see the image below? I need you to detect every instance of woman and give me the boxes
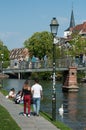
[21,80,31,117]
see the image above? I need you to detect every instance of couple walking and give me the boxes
[21,78,43,117]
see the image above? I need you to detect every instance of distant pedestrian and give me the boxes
[21,80,31,117]
[31,78,43,116]
[79,53,83,64]
[83,53,86,66]
[44,55,48,68]
[31,55,36,68]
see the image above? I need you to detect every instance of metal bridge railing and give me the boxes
[1,57,86,71]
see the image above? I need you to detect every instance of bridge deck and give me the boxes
[3,66,86,74]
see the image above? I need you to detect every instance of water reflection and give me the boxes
[60,85,86,130]
[63,92,78,120]
[62,92,79,130]
[2,79,86,130]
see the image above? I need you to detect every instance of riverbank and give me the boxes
[0,92,61,130]
[0,73,9,79]
[0,89,72,130]
[2,78,86,130]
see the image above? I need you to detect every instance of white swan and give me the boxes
[59,104,64,118]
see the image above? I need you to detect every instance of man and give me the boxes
[31,78,43,116]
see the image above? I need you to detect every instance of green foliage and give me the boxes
[77,71,85,82]
[0,89,8,96]
[0,40,10,61]
[40,111,72,130]
[0,40,10,68]
[0,105,21,130]
[38,72,52,80]
[69,33,86,56]
[30,72,52,80]
[29,72,38,79]
[24,31,53,59]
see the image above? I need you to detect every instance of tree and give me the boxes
[0,40,10,61]
[68,33,86,56]
[0,40,10,68]
[24,31,53,59]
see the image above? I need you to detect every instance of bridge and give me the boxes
[2,57,86,74]
[1,58,86,92]
[2,65,86,74]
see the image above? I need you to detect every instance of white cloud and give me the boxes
[58,16,69,25]
[0,32,20,40]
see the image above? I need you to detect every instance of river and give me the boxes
[2,79,86,130]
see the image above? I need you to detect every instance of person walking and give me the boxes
[21,80,31,117]
[31,78,43,116]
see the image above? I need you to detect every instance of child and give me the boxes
[6,88,16,99]
[15,90,23,104]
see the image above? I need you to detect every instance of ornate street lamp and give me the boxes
[1,53,4,73]
[50,17,59,120]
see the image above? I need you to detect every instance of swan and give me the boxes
[59,104,64,118]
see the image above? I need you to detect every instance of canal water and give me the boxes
[2,79,86,130]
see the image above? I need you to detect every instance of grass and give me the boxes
[0,89,21,130]
[0,105,21,130]
[0,88,8,96]
[40,111,72,130]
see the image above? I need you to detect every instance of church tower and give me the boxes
[64,8,75,38]
[69,9,75,28]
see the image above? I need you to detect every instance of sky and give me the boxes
[0,0,86,50]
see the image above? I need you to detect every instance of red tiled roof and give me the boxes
[10,48,29,60]
[72,22,86,33]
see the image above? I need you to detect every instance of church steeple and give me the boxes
[65,7,75,31]
[64,7,75,38]
[69,9,75,28]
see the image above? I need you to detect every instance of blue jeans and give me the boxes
[33,98,40,115]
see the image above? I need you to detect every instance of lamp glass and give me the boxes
[50,17,59,36]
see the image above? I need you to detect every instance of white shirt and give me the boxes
[31,83,42,98]
[9,91,16,97]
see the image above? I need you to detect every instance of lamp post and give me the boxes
[50,17,59,120]
[1,53,4,73]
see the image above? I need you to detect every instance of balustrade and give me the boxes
[0,57,86,72]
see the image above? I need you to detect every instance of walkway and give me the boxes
[0,92,60,130]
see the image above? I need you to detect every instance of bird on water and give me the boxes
[59,104,64,118]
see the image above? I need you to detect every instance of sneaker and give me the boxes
[28,114,30,117]
[36,114,39,116]
[23,113,26,117]
[33,112,36,116]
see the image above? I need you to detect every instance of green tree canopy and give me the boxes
[0,40,10,61]
[68,33,86,56]
[24,31,53,59]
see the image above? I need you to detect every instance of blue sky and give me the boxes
[0,0,86,50]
